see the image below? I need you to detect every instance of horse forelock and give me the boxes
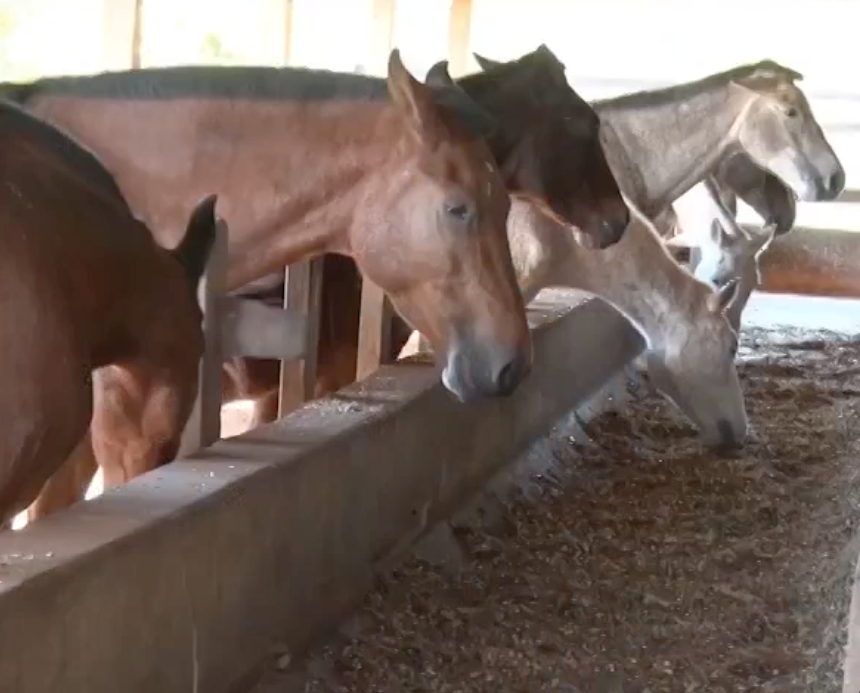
[733,59,804,84]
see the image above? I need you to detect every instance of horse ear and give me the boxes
[708,219,733,248]
[707,278,739,314]
[387,49,442,145]
[172,194,219,289]
[425,60,455,88]
[535,43,561,64]
[473,52,503,71]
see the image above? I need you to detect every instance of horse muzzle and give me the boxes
[441,340,531,402]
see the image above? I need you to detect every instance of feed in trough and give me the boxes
[278,327,860,693]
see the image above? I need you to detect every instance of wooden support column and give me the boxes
[273,0,326,417]
[447,0,474,77]
[356,0,398,380]
[179,218,229,456]
[101,0,142,70]
[278,259,324,415]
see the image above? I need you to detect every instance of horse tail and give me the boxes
[172,194,219,290]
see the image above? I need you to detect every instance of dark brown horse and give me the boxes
[10,50,537,522]
[0,99,216,526]
[223,45,633,425]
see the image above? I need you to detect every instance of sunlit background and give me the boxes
[1,0,858,526]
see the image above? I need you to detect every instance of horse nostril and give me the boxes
[711,418,745,455]
[829,170,846,197]
[598,219,627,249]
[493,359,520,397]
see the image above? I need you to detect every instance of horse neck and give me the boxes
[219,106,409,289]
[529,210,706,350]
[597,82,748,214]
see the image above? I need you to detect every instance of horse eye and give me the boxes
[446,203,472,222]
[785,106,799,118]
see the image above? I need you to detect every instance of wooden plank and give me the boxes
[218,297,307,360]
[447,0,474,77]
[278,259,324,415]
[356,280,395,380]
[178,217,229,456]
[101,0,142,70]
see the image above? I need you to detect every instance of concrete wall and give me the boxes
[0,289,642,693]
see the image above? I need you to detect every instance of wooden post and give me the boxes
[278,259,324,415]
[101,0,142,70]
[283,0,295,63]
[355,0,398,380]
[178,217,229,456]
[447,0,473,77]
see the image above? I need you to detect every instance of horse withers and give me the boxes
[0,100,216,525]
[4,50,531,405]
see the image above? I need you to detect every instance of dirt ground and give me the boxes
[257,326,860,693]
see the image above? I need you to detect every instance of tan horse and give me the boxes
[585,60,844,217]
[0,100,217,526]
[3,50,531,405]
[577,60,838,332]
[407,196,746,449]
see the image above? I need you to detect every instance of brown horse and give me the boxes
[0,99,216,526]
[11,50,536,523]
[222,45,633,425]
[3,50,531,405]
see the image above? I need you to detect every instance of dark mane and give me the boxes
[0,64,496,139]
[0,98,126,202]
[595,60,803,110]
[1,64,391,104]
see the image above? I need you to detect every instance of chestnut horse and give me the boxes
[2,50,531,404]
[223,45,633,426]
[0,99,216,526]
[9,50,536,523]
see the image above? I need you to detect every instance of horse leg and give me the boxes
[0,381,93,527]
[92,363,195,490]
[26,430,98,523]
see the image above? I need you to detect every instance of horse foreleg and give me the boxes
[26,430,98,523]
[92,364,192,490]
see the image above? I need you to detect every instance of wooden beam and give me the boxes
[178,217,229,456]
[356,280,395,380]
[447,0,474,77]
[101,0,142,70]
[278,259,324,415]
[283,0,295,62]
[219,297,307,361]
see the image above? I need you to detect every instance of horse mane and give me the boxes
[0,98,127,203]
[594,59,804,110]
[0,64,497,140]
